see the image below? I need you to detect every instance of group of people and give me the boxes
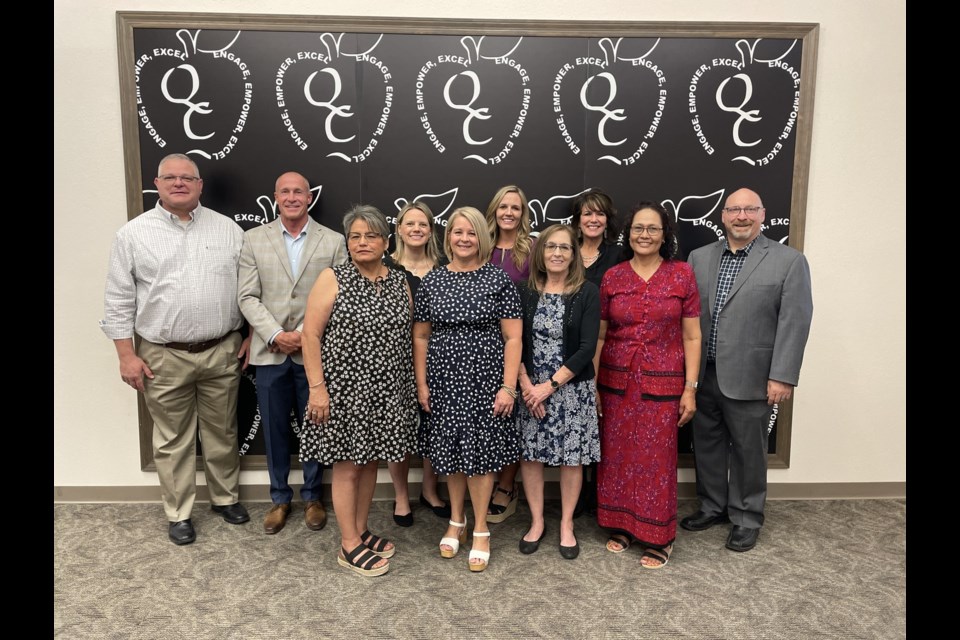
[102,152,813,577]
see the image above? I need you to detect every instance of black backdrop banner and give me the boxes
[118,13,818,471]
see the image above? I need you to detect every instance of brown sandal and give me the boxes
[605,533,632,554]
[640,544,673,569]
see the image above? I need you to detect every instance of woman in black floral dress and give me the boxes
[514,224,601,560]
[300,205,417,577]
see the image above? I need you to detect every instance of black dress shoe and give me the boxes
[168,519,196,545]
[393,502,414,527]
[211,502,250,524]
[680,510,730,531]
[726,525,759,552]
[519,527,547,555]
[419,494,451,519]
[559,539,580,560]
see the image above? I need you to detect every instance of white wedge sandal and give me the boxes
[439,520,467,559]
[469,530,491,572]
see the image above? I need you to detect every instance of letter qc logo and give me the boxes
[416,36,531,165]
[687,39,803,166]
[134,29,253,161]
[552,38,667,166]
[275,33,394,163]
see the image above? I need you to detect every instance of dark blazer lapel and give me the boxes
[726,234,770,302]
[706,241,724,318]
[266,220,295,283]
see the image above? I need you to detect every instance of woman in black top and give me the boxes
[515,224,601,559]
[570,189,625,516]
[382,202,451,526]
[572,189,626,289]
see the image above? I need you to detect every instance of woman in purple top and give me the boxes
[484,185,536,522]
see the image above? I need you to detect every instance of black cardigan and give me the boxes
[517,281,601,384]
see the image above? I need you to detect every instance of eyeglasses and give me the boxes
[158,174,200,184]
[544,243,574,254]
[347,232,383,242]
[722,205,764,215]
[629,225,663,236]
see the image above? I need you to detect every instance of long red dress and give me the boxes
[596,259,700,547]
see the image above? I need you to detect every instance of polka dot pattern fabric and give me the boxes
[414,263,522,476]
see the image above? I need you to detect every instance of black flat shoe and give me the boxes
[559,539,580,560]
[393,502,414,527]
[419,494,451,518]
[519,526,547,555]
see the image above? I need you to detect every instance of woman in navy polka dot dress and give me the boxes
[413,206,523,572]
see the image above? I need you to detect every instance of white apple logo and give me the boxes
[416,36,531,165]
[552,38,668,166]
[687,39,802,166]
[133,28,252,161]
[275,32,394,163]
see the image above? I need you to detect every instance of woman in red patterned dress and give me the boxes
[594,201,701,569]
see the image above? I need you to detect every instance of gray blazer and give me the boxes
[238,219,347,366]
[688,233,813,401]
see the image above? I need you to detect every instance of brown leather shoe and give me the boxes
[263,503,291,534]
[304,500,327,531]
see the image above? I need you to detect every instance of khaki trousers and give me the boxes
[140,332,242,521]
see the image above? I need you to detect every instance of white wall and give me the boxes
[54,0,906,490]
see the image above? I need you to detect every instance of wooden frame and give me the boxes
[117,12,819,471]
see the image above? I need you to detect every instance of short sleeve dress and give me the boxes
[299,263,417,465]
[595,259,700,547]
[414,262,522,476]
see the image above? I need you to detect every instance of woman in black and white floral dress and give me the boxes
[515,224,601,560]
[413,206,522,573]
[300,205,417,577]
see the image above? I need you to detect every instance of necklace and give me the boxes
[406,261,432,277]
[582,252,600,266]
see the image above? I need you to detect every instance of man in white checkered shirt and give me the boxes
[101,153,253,545]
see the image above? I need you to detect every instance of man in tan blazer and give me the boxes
[238,172,347,534]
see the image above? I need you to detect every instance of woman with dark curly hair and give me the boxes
[595,201,701,569]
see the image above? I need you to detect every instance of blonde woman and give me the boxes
[383,202,451,525]
[413,206,522,572]
[484,185,536,522]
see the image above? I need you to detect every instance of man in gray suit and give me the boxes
[238,171,347,534]
[682,188,813,552]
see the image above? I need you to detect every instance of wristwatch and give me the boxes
[550,377,560,390]
[685,380,699,389]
